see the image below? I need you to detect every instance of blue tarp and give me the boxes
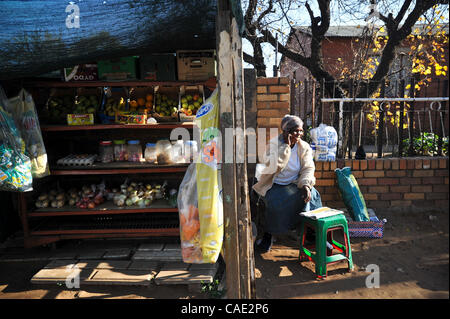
[0,0,244,80]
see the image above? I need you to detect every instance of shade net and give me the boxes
[0,0,243,81]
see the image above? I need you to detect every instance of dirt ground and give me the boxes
[0,209,448,300]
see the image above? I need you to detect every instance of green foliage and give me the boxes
[401,132,448,156]
[200,279,224,299]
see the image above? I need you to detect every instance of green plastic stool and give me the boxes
[299,214,354,279]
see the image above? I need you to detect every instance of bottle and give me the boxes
[184,140,198,163]
[144,143,157,163]
[127,140,142,162]
[155,140,173,165]
[99,141,114,163]
[172,140,185,163]
[113,139,128,161]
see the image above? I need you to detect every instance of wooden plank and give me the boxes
[85,269,153,286]
[132,250,182,261]
[216,0,255,299]
[103,249,132,260]
[137,243,165,251]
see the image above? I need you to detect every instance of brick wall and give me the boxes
[254,76,449,212]
[256,77,291,142]
[314,157,449,213]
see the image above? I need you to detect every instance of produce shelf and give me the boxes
[24,80,205,88]
[49,162,189,175]
[29,212,179,236]
[41,122,195,131]
[29,199,178,217]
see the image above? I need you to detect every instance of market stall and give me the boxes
[1,0,253,298]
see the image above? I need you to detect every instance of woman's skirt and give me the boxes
[262,183,322,234]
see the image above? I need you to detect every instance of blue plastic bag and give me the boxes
[335,167,369,221]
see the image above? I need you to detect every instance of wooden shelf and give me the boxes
[41,122,195,132]
[24,80,207,88]
[29,199,178,217]
[50,163,189,175]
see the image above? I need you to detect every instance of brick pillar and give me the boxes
[256,77,290,146]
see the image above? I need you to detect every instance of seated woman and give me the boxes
[253,115,322,252]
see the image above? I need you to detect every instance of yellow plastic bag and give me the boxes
[177,89,223,263]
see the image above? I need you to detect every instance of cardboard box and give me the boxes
[178,85,205,122]
[98,56,138,81]
[177,50,216,81]
[140,54,177,81]
[63,64,98,81]
[67,114,94,125]
[115,111,147,125]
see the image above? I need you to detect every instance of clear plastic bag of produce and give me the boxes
[177,89,223,263]
[310,123,338,161]
[0,86,33,192]
[7,89,50,178]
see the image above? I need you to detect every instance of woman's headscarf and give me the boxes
[280,115,303,132]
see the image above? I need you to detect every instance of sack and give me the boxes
[177,89,223,263]
[310,124,338,162]
[0,86,33,192]
[335,167,369,221]
[8,89,50,178]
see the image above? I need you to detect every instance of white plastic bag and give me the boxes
[7,89,49,178]
[310,123,338,162]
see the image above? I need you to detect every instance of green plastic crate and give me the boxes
[98,56,138,81]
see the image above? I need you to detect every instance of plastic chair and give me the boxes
[299,214,353,279]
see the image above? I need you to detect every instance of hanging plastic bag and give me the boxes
[8,89,50,178]
[0,86,33,192]
[177,88,223,263]
[310,123,338,161]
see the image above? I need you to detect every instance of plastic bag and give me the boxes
[177,89,223,263]
[310,123,338,161]
[335,167,369,221]
[0,86,33,192]
[7,89,50,178]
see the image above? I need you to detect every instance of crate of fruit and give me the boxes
[44,88,77,124]
[100,87,128,124]
[151,86,179,122]
[178,85,205,122]
[66,87,102,125]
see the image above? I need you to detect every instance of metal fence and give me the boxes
[290,78,449,159]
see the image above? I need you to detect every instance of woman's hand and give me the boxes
[300,186,312,203]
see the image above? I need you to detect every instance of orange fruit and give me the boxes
[137,98,146,107]
[129,100,138,108]
[146,94,153,102]
[145,101,152,109]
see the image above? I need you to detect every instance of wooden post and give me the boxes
[216,0,255,299]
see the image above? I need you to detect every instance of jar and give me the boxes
[113,139,128,161]
[155,139,173,164]
[184,140,198,163]
[172,140,185,163]
[127,140,142,162]
[99,141,114,163]
[144,143,157,163]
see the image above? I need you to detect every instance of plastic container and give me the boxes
[113,139,128,161]
[172,140,185,163]
[144,143,157,163]
[184,140,198,163]
[155,139,173,164]
[99,141,114,163]
[127,140,142,162]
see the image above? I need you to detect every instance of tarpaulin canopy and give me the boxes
[0,0,244,80]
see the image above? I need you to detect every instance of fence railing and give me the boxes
[290,78,449,159]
